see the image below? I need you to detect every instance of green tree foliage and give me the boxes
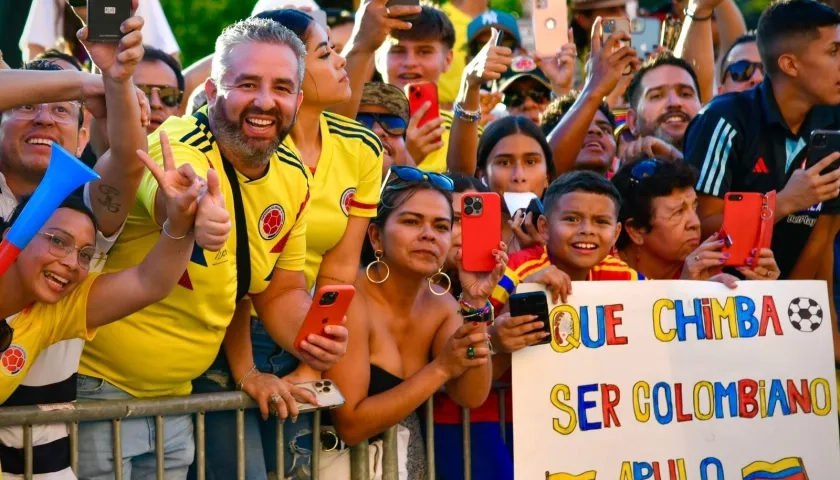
[159,0,254,67]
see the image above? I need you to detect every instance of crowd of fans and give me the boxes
[0,0,839,478]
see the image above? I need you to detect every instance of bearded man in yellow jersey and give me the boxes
[75,18,349,479]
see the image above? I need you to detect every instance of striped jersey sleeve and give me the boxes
[684,104,742,198]
[490,245,550,311]
[588,255,645,281]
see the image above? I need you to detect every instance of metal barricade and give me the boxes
[0,383,512,480]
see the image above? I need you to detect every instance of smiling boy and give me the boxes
[491,171,643,309]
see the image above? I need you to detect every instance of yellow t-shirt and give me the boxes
[285,112,383,289]
[79,107,310,398]
[0,275,98,403]
[438,2,471,106]
[416,110,483,173]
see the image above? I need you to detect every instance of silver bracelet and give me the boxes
[162,220,192,240]
[236,364,259,390]
[453,102,481,123]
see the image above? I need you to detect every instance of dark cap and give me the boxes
[493,56,551,93]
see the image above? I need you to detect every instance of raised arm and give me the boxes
[446,29,512,175]
[83,10,149,237]
[85,141,207,328]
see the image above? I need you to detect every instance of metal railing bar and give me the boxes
[196,412,206,480]
[236,409,245,480]
[113,419,123,480]
[425,397,435,479]
[312,410,321,480]
[155,415,165,480]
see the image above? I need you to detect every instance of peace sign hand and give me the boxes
[136,131,204,238]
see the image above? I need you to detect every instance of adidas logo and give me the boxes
[752,158,769,174]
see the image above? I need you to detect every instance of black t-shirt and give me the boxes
[684,77,840,278]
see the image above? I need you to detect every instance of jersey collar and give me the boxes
[759,76,837,136]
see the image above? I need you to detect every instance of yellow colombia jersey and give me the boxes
[285,112,383,289]
[416,110,483,173]
[437,2,470,106]
[79,107,310,398]
[0,274,98,403]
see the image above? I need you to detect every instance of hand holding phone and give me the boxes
[532,0,568,59]
[294,380,346,410]
[503,192,538,216]
[508,291,552,346]
[807,129,840,173]
[86,0,132,42]
[294,286,355,352]
[720,192,774,267]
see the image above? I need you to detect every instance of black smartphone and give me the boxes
[86,0,131,42]
[509,291,551,345]
[68,0,88,7]
[386,0,420,21]
[526,197,544,230]
[808,129,840,173]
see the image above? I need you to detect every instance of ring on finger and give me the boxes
[270,394,282,404]
[385,7,391,15]
[693,255,700,262]
[466,346,476,360]
[764,269,772,277]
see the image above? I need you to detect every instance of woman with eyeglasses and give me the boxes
[611,158,780,281]
[323,166,506,479]
[0,144,205,401]
[195,9,385,480]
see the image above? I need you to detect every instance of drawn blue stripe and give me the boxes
[743,467,802,480]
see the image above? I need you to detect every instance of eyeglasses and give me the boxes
[0,322,13,353]
[136,84,184,108]
[502,89,551,108]
[39,231,97,270]
[629,159,661,186]
[380,165,455,197]
[723,60,763,83]
[9,102,81,125]
[356,113,407,137]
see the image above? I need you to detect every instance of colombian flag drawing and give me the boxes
[545,471,597,480]
[742,458,808,480]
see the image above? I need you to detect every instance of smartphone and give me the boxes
[68,0,88,7]
[309,10,328,29]
[532,0,568,59]
[387,0,421,21]
[86,0,131,42]
[503,192,538,216]
[294,380,346,410]
[461,192,502,272]
[808,129,840,173]
[509,291,551,345]
[660,15,683,51]
[631,17,661,58]
[720,192,772,267]
[293,286,355,351]
[406,83,440,137]
[526,197,544,230]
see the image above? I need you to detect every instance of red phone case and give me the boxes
[406,83,440,131]
[720,192,775,267]
[461,192,502,272]
[294,285,356,351]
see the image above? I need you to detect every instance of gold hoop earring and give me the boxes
[366,250,390,284]
[428,267,451,296]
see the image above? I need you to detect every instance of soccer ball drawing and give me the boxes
[787,297,823,332]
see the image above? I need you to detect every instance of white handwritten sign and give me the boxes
[512,280,840,480]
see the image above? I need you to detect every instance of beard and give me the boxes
[639,109,692,151]
[210,97,296,169]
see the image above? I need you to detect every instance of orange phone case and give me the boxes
[294,285,356,351]
[720,192,775,267]
[532,0,568,59]
[461,192,502,272]
[406,83,440,131]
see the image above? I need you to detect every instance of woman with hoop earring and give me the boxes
[323,166,507,478]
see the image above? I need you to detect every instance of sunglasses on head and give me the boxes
[502,89,551,108]
[723,60,763,83]
[629,159,662,186]
[379,165,455,197]
[356,113,407,136]
[136,84,184,108]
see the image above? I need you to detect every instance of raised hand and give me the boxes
[405,101,445,163]
[738,248,781,280]
[135,131,203,237]
[77,0,144,83]
[587,17,641,101]
[457,241,508,305]
[681,232,727,281]
[463,28,513,90]
[621,136,684,164]
[298,320,349,371]
[194,165,231,252]
[434,322,491,380]
[534,30,577,95]
[350,0,420,54]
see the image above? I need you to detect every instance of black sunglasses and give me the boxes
[502,89,551,108]
[0,321,13,353]
[723,60,763,83]
[136,84,184,108]
[380,165,455,197]
[356,113,407,136]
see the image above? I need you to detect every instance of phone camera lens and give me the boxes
[473,200,483,211]
[464,206,474,215]
[464,196,475,206]
[323,386,331,392]
[319,291,338,306]
[315,382,323,388]
[815,134,827,147]
[324,380,332,386]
